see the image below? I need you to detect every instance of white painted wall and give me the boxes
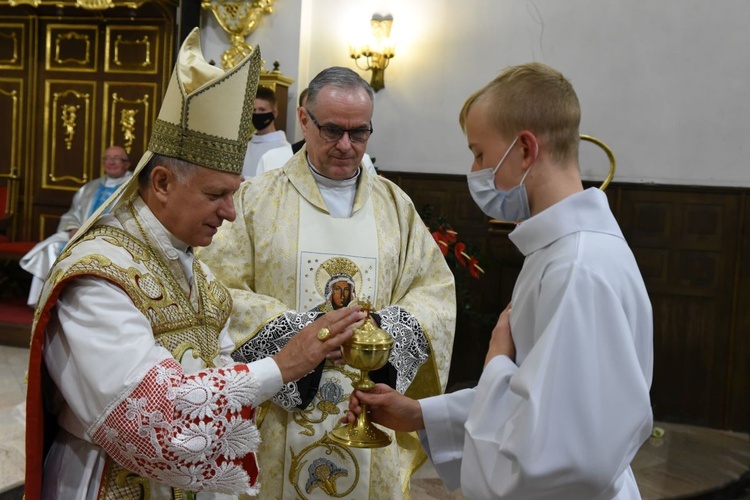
[202,0,750,187]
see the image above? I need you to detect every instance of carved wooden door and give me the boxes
[0,11,32,240]
[0,2,175,241]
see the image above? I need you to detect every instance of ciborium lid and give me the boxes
[348,317,393,349]
[346,302,393,350]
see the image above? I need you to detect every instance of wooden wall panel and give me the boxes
[383,171,750,432]
[38,214,60,241]
[102,82,157,163]
[0,21,24,69]
[43,79,97,189]
[105,25,160,74]
[0,79,22,174]
[618,188,739,429]
[45,24,98,72]
[0,17,32,241]
[728,193,750,431]
[0,3,176,241]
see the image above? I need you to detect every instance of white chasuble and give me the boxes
[197,150,458,500]
[282,194,379,498]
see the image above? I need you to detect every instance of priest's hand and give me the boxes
[342,383,425,432]
[485,302,515,366]
[273,306,366,383]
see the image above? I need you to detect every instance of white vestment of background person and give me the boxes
[241,130,289,178]
[19,172,132,306]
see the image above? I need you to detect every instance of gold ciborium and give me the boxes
[329,308,393,448]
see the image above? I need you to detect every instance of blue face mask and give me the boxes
[466,136,532,222]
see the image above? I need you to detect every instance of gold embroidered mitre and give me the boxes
[69,27,261,246]
[132,25,261,178]
[147,27,261,173]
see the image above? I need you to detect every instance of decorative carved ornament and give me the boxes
[201,0,274,70]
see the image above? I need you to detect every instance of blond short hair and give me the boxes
[459,62,580,162]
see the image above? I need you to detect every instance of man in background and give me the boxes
[198,66,456,499]
[241,84,290,178]
[19,145,132,306]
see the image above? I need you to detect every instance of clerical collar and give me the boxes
[306,156,360,218]
[306,156,360,187]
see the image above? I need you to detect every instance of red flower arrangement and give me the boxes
[430,224,484,279]
[420,205,496,330]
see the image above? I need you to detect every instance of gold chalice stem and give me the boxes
[355,369,374,391]
[329,371,391,448]
[353,401,371,433]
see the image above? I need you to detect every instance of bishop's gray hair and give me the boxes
[138,153,200,188]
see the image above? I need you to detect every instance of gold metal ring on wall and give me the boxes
[580,134,616,191]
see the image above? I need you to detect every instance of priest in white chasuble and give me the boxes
[197,66,457,499]
[19,145,132,306]
[25,30,365,500]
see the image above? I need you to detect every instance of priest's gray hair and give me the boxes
[305,66,375,110]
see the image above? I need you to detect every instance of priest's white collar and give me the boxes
[306,156,360,218]
[306,156,360,186]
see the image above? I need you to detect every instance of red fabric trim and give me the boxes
[24,279,70,500]
[24,272,154,498]
[24,272,260,496]
[0,240,36,254]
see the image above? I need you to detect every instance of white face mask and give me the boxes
[466,136,532,222]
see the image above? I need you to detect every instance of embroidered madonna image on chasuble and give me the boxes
[303,255,376,313]
[277,194,383,498]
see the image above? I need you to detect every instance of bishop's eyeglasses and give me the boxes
[304,108,373,143]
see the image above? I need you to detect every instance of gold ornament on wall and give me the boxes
[75,0,114,9]
[61,104,80,150]
[120,108,138,153]
[8,0,150,9]
[201,0,275,70]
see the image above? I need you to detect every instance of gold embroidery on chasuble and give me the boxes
[51,207,231,500]
[59,223,230,366]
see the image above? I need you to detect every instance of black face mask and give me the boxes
[252,112,275,131]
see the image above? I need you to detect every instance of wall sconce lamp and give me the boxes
[349,14,395,92]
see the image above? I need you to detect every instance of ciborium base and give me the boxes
[329,411,391,448]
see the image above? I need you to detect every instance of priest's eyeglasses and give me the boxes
[102,156,127,162]
[304,108,373,143]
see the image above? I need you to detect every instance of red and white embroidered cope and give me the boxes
[91,358,261,494]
